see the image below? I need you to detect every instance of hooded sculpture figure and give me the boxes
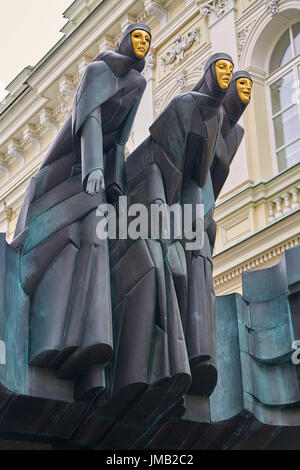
[171,53,234,396]
[211,70,253,199]
[111,52,234,407]
[185,67,253,397]
[11,23,151,401]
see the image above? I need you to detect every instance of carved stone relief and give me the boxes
[196,0,232,18]
[266,0,278,16]
[161,27,200,72]
[237,19,257,62]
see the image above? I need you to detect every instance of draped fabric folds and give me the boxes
[10,41,251,421]
[11,25,149,400]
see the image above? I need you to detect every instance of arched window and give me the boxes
[267,22,300,172]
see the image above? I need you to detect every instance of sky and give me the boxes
[0,0,73,101]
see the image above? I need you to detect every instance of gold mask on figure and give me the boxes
[236,77,253,104]
[131,29,151,58]
[215,60,234,89]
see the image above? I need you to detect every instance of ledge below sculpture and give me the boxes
[0,237,299,449]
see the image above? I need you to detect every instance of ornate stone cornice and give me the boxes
[7,140,24,167]
[39,108,58,136]
[74,56,92,85]
[98,35,114,54]
[0,154,9,181]
[120,14,136,33]
[214,233,300,291]
[23,124,40,153]
[58,75,75,103]
[143,0,167,26]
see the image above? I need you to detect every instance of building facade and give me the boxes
[0,0,299,296]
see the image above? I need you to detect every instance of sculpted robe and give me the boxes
[105,54,234,407]
[11,23,150,400]
[185,69,252,395]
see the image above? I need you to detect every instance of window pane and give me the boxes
[292,22,300,57]
[269,29,293,73]
[273,105,300,149]
[277,138,300,172]
[270,70,295,114]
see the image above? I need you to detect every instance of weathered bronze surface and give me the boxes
[0,36,299,449]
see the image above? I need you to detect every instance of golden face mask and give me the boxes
[236,77,253,104]
[215,60,234,89]
[131,29,151,59]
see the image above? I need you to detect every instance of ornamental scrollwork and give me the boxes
[143,52,156,80]
[266,0,278,16]
[196,0,230,18]
[161,28,200,72]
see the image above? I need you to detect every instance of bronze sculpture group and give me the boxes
[7,23,254,434]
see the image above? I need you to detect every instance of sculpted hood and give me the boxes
[95,23,151,77]
[222,70,252,129]
[193,52,234,99]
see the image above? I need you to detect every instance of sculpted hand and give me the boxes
[86,169,105,195]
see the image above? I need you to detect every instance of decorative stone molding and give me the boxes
[98,35,114,54]
[266,0,278,16]
[23,124,40,153]
[282,192,292,215]
[237,20,257,62]
[221,211,252,246]
[39,108,58,136]
[144,52,156,81]
[120,14,136,33]
[177,70,188,90]
[57,76,75,123]
[0,201,15,234]
[7,140,24,167]
[58,75,75,103]
[161,28,200,72]
[244,65,266,85]
[290,187,300,210]
[196,0,233,19]
[4,205,14,224]
[53,102,70,124]
[60,0,94,36]
[74,56,92,85]
[267,187,299,222]
[267,201,275,222]
[214,234,300,289]
[143,0,167,26]
[273,196,283,219]
[0,154,9,181]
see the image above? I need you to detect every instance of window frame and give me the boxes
[265,21,300,174]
